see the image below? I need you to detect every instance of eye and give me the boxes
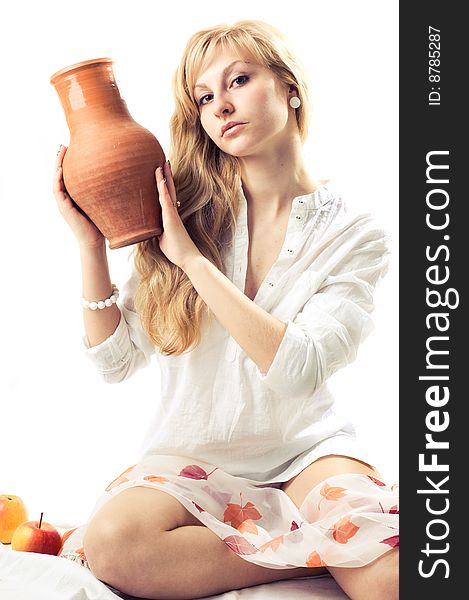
[198,93,212,106]
[232,74,249,86]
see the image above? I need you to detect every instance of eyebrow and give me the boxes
[194,60,251,91]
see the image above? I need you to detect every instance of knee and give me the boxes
[83,517,137,586]
[331,549,399,600]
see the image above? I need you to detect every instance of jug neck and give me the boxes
[52,62,132,131]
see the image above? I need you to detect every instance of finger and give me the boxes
[155,166,177,212]
[53,163,70,200]
[53,163,67,196]
[53,145,72,203]
[53,145,66,184]
[163,160,178,205]
[55,144,67,169]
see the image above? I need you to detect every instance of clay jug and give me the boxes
[50,57,165,249]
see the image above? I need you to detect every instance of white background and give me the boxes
[0,0,398,527]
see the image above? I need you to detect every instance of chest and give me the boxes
[243,214,290,301]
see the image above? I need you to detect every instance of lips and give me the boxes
[221,121,246,137]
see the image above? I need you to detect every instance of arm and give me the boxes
[80,242,121,347]
[54,145,121,347]
[82,270,155,383]
[54,145,153,383]
[183,255,287,374]
[183,222,390,396]
[252,221,392,397]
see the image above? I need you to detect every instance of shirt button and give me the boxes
[295,215,302,220]
[268,282,274,287]
[287,249,294,254]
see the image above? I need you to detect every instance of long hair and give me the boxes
[133,20,312,355]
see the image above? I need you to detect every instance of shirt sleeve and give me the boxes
[255,216,391,397]
[82,270,155,383]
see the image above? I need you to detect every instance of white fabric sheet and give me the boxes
[0,542,348,600]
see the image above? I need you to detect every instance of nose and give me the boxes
[213,94,234,118]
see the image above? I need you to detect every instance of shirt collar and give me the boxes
[238,177,334,211]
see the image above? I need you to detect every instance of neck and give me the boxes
[238,134,320,219]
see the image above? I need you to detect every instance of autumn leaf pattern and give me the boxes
[105,464,137,491]
[306,550,326,568]
[143,475,169,484]
[288,520,304,543]
[368,476,386,487]
[379,501,400,515]
[238,519,259,534]
[223,535,258,555]
[192,501,205,513]
[223,493,262,529]
[380,535,400,548]
[332,516,360,544]
[179,464,218,480]
[259,535,284,553]
[317,482,347,510]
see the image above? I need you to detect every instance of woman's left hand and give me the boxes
[155,161,202,272]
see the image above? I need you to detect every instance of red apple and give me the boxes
[0,494,28,544]
[11,512,62,555]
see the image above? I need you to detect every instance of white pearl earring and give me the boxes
[289,96,301,109]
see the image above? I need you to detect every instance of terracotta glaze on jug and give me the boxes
[50,58,165,249]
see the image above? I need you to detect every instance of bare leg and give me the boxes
[84,486,325,599]
[328,548,399,600]
[281,454,399,600]
[101,524,325,599]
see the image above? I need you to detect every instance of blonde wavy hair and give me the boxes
[133,19,312,355]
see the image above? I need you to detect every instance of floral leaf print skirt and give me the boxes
[59,455,399,571]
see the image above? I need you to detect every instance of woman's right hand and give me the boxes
[53,145,105,249]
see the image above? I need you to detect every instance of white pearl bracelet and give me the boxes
[81,284,119,310]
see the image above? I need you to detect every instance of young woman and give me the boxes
[53,19,399,600]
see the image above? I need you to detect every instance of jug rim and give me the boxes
[50,57,114,85]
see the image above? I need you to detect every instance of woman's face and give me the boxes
[193,50,294,157]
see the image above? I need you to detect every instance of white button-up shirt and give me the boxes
[84,182,391,484]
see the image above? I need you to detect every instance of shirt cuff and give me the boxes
[255,320,314,392]
[82,312,132,372]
